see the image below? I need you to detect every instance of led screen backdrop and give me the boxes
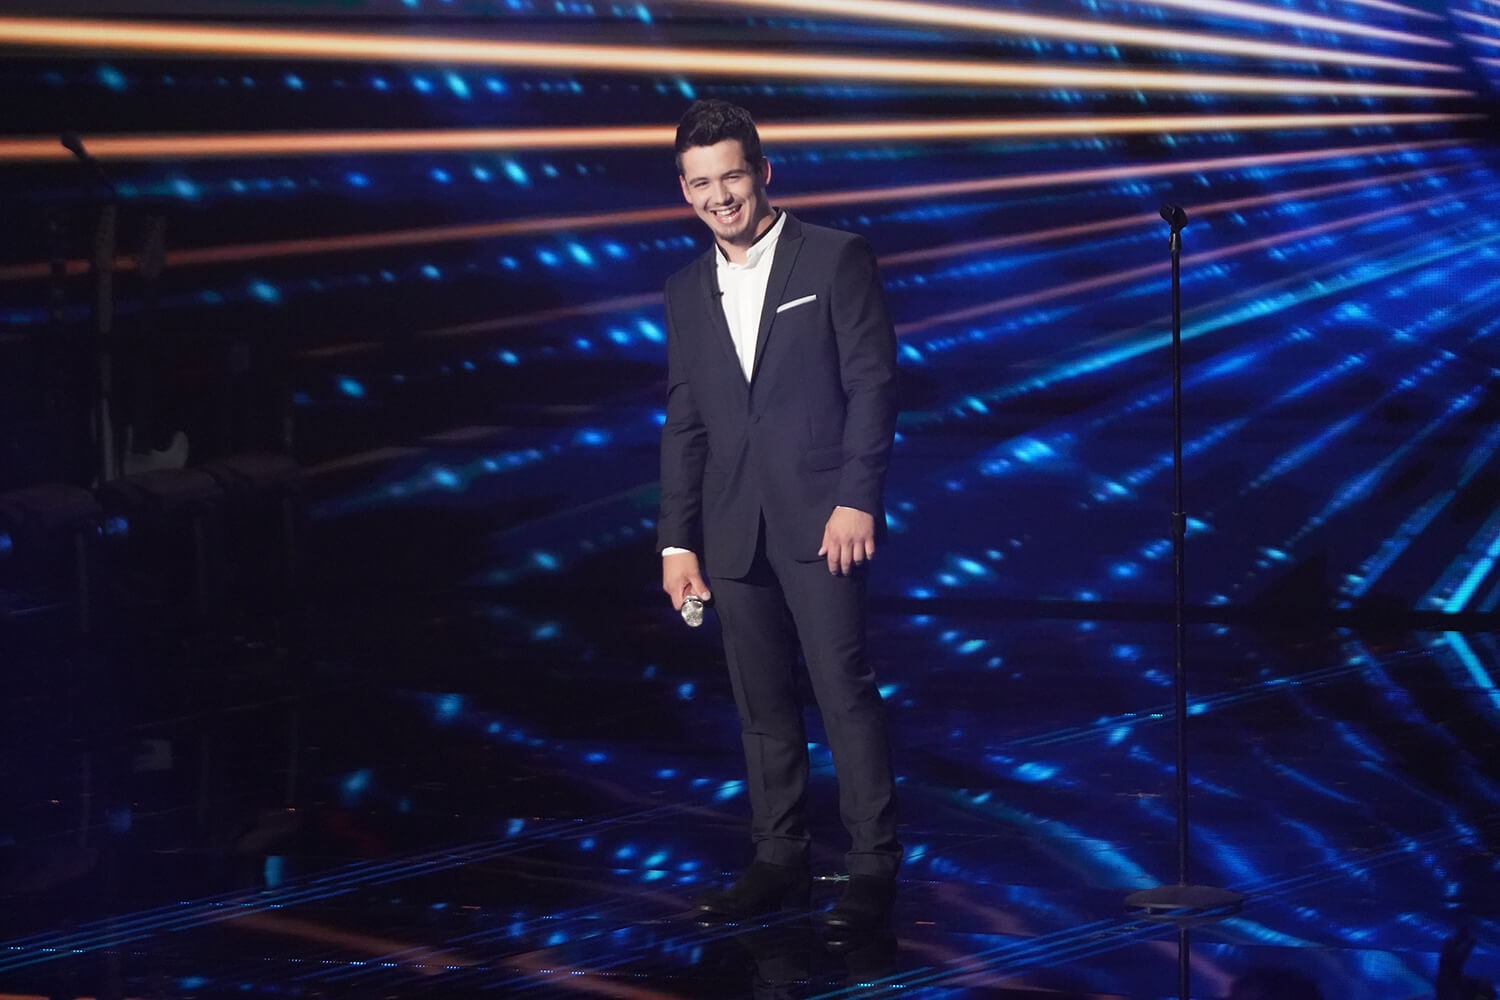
[2,0,1500,618]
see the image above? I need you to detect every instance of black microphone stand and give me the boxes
[1124,204,1244,999]
[62,132,121,486]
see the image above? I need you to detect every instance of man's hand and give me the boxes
[662,550,711,610]
[819,506,876,576]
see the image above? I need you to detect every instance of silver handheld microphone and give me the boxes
[681,594,705,628]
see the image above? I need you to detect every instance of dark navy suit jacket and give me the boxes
[657,212,898,580]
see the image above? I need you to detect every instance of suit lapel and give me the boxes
[750,213,803,385]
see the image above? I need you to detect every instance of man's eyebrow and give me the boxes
[687,169,746,184]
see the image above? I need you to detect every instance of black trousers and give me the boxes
[709,520,901,878]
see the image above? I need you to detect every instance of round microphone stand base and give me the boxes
[1125,884,1245,925]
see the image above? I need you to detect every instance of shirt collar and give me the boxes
[717,209,786,270]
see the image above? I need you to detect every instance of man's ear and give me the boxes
[679,175,692,204]
[759,157,773,187]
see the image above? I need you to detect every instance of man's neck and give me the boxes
[716,209,779,265]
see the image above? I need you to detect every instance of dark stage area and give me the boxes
[4,528,1500,998]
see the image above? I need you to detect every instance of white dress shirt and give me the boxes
[716,209,788,381]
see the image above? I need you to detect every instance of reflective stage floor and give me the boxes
[4,553,1500,998]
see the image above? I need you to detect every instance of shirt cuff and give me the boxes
[661,546,695,557]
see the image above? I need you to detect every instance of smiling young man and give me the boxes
[657,99,902,932]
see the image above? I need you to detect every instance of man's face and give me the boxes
[678,139,774,258]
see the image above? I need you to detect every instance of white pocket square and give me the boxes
[776,294,817,314]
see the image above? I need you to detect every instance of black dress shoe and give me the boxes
[823,875,896,932]
[695,861,812,919]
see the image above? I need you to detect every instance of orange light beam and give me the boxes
[225,912,474,975]
[878,162,1467,267]
[1141,0,1446,33]
[0,138,1464,284]
[0,18,1471,97]
[894,187,1483,335]
[675,0,1456,66]
[774,138,1461,212]
[0,113,1481,162]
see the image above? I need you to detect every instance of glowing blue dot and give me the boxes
[574,337,592,351]
[585,751,608,763]
[537,249,560,267]
[1110,562,1140,579]
[878,683,898,699]
[445,72,471,98]
[1011,438,1055,463]
[656,768,678,779]
[473,166,492,181]
[507,817,525,836]
[178,977,210,990]
[340,769,372,804]
[498,350,519,365]
[575,428,609,446]
[284,73,304,90]
[532,623,558,640]
[504,159,530,185]
[677,682,695,700]
[486,77,506,93]
[580,837,596,850]
[412,75,433,93]
[533,551,559,570]
[1188,702,1207,716]
[431,467,460,488]
[337,377,365,398]
[435,693,463,720]
[371,76,389,91]
[615,844,636,859]
[98,65,127,91]
[430,168,451,184]
[609,328,631,344]
[568,242,596,266]
[249,281,282,304]
[421,264,442,279]
[1013,762,1058,783]
[715,780,744,801]
[652,411,667,426]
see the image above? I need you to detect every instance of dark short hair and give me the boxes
[674,99,764,175]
